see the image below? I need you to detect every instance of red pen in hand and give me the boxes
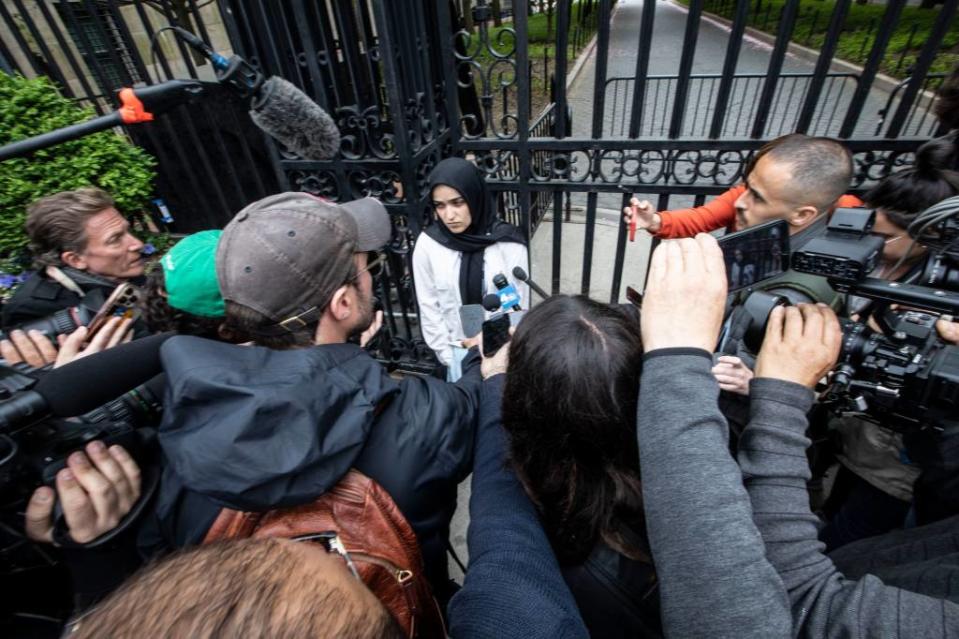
[629,202,638,242]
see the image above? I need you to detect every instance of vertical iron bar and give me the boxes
[437,0,462,152]
[628,0,656,138]
[290,1,329,108]
[668,0,703,138]
[709,0,748,138]
[796,0,850,133]
[372,1,416,237]
[885,0,957,138]
[31,0,100,111]
[0,2,46,77]
[515,2,531,243]
[839,0,906,138]
[750,0,799,138]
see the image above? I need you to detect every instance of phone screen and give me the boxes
[717,219,790,293]
[482,314,511,356]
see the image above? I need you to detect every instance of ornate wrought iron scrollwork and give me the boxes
[450,0,520,140]
[337,105,398,161]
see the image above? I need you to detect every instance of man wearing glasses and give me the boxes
[146,193,485,608]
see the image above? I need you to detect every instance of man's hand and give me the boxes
[622,197,662,234]
[54,316,133,368]
[712,355,754,396]
[0,329,59,368]
[640,235,728,352]
[937,317,959,345]
[754,304,841,389]
[359,310,384,348]
[462,333,481,350]
[25,442,141,545]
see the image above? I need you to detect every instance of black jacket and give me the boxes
[140,336,482,592]
[1,271,105,329]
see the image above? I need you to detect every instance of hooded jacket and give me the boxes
[141,336,481,591]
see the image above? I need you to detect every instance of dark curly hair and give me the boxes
[501,295,646,565]
[142,265,225,339]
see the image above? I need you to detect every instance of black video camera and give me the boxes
[0,360,163,575]
[742,205,959,432]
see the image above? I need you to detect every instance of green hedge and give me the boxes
[0,73,156,266]
[695,0,958,79]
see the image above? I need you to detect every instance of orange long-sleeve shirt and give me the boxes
[655,185,864,238]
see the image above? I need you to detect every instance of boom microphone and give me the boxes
[512,266,550,300]
[0,333,172,427]
[250,77,341,161]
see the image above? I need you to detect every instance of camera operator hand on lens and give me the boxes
[0,316,133,370]
[623,197,662,234]
[712,355,754,396]
[754,304,842,389]
[25,441,141,545]
[937,316,959,345]
[0,328,60,368]
[641,235,728,353]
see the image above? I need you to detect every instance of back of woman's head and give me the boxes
[865,136,959,228]
[502,295,645,565]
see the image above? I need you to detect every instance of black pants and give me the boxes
[819,466,911,553]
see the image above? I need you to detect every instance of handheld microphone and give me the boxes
[249,77,341,160]
[493,273,522,311]
[482,294,502,313]
[511,267,550,300]
[0,333,172,428]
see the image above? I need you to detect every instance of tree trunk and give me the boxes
[492,0,502,26]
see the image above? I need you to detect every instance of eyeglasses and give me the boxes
[352,251,386,280]
[292,531,361,580]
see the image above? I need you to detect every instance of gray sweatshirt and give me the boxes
[639,349,959,638]
[740,376,959,637]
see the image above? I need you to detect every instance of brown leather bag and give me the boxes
[203,469,446,638]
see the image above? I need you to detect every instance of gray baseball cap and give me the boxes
[216,192,390,332]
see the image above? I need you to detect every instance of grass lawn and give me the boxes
[689,0,958,79]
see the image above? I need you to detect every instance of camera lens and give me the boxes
[838,319,875,367]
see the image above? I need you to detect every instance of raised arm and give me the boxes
[623,186,743,239]
[637,235,791,638]
[448,373,588,639]
[739,304,959,637]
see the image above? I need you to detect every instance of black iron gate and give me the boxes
[2,0,955,372]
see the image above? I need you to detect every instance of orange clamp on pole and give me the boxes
[117,88,154,124]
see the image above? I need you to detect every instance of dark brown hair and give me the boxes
[864,136,959,229]
[501,295,646,565]
[25,187,115,269]
[935,64,959,132]
[142,265,225,339]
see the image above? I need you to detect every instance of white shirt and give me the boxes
[412,232,530,366]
